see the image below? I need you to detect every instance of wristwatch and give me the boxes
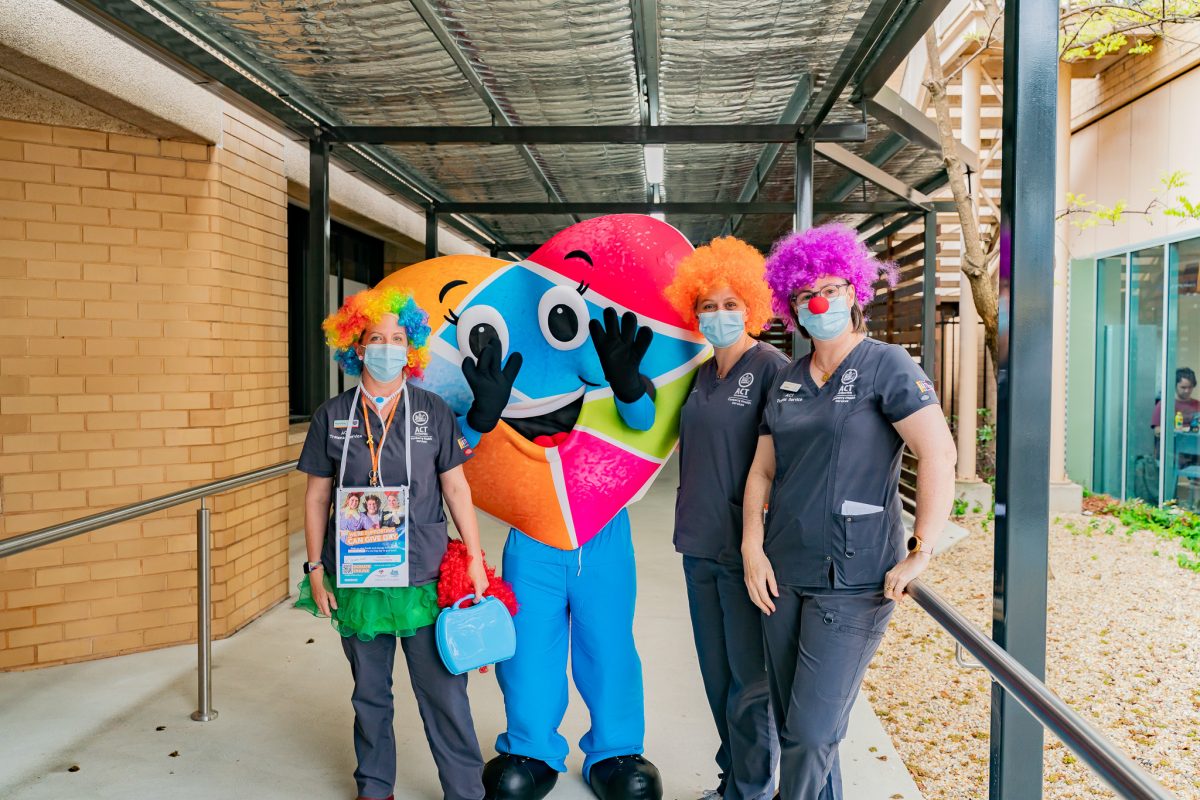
[303,561,324,574]
[906,535,935,556]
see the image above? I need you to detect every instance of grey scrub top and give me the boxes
[674,342,789,564]
[298,385,473,585]
[758,338,939,589]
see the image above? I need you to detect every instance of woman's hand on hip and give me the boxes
[309,570,337,616]
[883,552,931,603]
[742,545,779,615]
[467,555,490,603]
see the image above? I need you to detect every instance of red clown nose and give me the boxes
[807,295,830,314]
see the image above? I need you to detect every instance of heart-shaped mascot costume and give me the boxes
[380,215,705,800]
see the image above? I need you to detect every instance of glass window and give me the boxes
[1093,255,1127,497]
[1164,237,1200,509]
[1125,246,1165,504]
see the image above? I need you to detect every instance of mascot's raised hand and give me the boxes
[589,307,653,403]
[462,339,522,434]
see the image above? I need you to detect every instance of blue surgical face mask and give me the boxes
[697,310,745,349]
[362,343,408,383]
[797,295,852,341]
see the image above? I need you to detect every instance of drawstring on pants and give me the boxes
[577,547,583,577]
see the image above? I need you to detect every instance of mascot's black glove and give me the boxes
[462,339,522,434]
[589,307,653,404]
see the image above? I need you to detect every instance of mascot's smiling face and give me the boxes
[379,215,708,548]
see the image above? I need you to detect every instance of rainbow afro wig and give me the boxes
[764,224,898,331]
[322,286,432,379]
[664,236,773,333]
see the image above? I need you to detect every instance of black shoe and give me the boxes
[483,754,559,800]
[587,754,663,800]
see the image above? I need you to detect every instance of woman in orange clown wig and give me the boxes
[295,285,489,800]
[664,236,786,800]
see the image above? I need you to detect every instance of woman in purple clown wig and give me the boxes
[740,224,957,800]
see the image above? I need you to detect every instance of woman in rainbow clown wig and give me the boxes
[295,286,490,800]
[663,237,786,800]
[741,225,956,800]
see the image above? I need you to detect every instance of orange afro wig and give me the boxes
[664,236,773,333]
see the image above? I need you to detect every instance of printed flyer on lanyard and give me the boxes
[335,384,411,588]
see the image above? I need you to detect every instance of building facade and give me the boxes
[0,0,479,670]
[1065,29,1200,511]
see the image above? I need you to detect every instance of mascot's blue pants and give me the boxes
[495,509,644,779]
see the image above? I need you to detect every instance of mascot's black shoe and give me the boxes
[483,754,559,800]
[587,754,663,800]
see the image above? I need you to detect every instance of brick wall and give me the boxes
[0,107,293,669]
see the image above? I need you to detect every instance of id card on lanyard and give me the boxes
[335,384,411,588]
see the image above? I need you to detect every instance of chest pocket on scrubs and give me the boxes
[832,508,896,587]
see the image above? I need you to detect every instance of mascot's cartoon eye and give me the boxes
[537,284,591,351]
[454,305,509,361]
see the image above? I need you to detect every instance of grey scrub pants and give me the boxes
[340,623,485,800]
[761,588,893,800]
[683,556,778,800]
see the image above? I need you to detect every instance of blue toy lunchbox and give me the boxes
[436,594,516,675]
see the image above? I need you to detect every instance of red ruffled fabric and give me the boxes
[437,540,519,616]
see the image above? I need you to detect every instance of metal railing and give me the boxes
[0,460,299,722]
[907,580,1177,800]
[0,471,1181,798]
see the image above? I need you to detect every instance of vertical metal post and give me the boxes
[923,210,937,377]
[793,139,814,358]
[425,206,438,260]
[191,497,216,722]
[991,0,1058,796]
[307,138,331,410]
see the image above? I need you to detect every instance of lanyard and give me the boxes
[361,391,398,486]
[338,384,412,492]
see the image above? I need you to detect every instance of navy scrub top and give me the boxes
[758,338,939,589]
[674,342,789,565]
[298,385,473,585]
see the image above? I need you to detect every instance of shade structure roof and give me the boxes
[72,0,950,252]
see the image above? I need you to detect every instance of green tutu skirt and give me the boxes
[295,572,439,641]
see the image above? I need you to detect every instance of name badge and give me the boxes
[333,419,360,430]
[336,486,409,588]
[780,381,802,392]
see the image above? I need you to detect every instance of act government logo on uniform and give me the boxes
[411,409,433,444]
[412,410,430,426]
[834,368,858,403]
[729,371,754,407]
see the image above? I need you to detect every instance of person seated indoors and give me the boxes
[1152,367,1200,433]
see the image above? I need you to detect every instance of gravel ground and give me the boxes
[867,511,1200,799]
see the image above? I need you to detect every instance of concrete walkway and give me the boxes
[0,458,924,800]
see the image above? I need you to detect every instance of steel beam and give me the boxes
[861,212,922,246]
[793,139,815,358]
[723,75,814,236]
[922,210,938,376]
[795,141,814,231]
[825,133,908,203]
[865,86,979,172]
[406,0,570,215]
[326,123,867,145]
[306,140,331,412]
[630,0,662,127]
[803,0,911,130]
[991,0,1058,797]
[432,200,951,215]
[425,207,438,261]
[815,141,934,210]
[855,0,953,99]
[61,0,505,251]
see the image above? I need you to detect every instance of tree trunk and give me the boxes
[924,30,1001,377]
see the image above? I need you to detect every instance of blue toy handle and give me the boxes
[453,593,477,609]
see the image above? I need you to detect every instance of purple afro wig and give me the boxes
[764,224,898,330]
